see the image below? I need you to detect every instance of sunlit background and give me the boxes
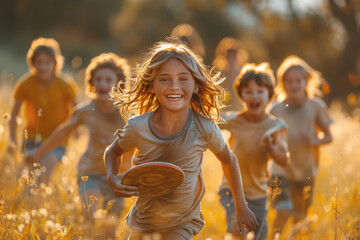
[0,0,360,239]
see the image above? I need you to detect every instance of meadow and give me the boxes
[0,78,359,239]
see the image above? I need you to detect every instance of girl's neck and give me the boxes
[242,111,267,123]
[151,108,190,137]
[95,98,117,113]
[36,75,55,89]
[286,94,307,107]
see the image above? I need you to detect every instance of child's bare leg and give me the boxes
[271,209,291,239]
[80,189,101,215]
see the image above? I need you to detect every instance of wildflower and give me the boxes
[24,129,28,140]
[31,209,37,217]
[81,176,88,182]
[0,200,5,214]
[105,199,115,211]
[2,113,9,120]
[38,208,48,217]
[8,74,14,83]
[18,224,25,232]
[6,213,17,221]
[89,196,97,203]
[93,209,106,219]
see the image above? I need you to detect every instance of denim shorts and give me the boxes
[24,139,66,160]
[268,175,314,219]
[219,188,268,240]
[78,174,124,214]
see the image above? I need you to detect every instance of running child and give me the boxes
[104,38,258,240]
[270,55,333,237]
[9,37,77,183]
[218,63,289,240]
[24,53,131,236]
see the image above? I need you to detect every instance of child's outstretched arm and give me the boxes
[104,140,138,198]
[214,145,259,233]
[23,115,78,164]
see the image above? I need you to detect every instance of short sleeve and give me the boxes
[12,75,29,101]
[207,122,227,154]
[273,127,289,153]
[114,121,136,152]
[218,112,238,130]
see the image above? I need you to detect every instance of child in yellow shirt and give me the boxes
[25,53,131,239]
[9,37,77,183]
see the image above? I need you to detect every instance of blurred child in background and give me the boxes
[218,63,289,240]
[25,53,132,238]
[105,38,258,240]
[270,55,333,238]
[170,23,206,58]
[213,37,249,111]
[9,37,77,184]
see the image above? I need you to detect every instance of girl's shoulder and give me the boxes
[220,111,240,122]
[73,100,93,112]
[127,112,152,127]
[269,100,286,112]
[192,111,219,131]
[308,97,328,109]
[267,113,287,128]
[15,73,35,86]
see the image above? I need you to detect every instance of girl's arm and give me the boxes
[214,145,259,233]
[24,118,77,164]
[8,101,22,152]
[104,140,138,198]
[301,124,333,147]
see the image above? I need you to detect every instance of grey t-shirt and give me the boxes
[115,109,226,233]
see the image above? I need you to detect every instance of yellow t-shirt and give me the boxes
[219,113,288,200]
[270,98,333,182]
[13,73,77,141]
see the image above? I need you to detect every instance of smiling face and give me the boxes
[92,67,118,100]
[33,52,56,82]
[151,58,197,114]
[241,79,270,117]
[283,67,307,103]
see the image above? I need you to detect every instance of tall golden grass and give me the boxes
[0,80,359,239]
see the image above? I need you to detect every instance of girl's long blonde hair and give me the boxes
[276,55,325,101]
[112,37,225,122]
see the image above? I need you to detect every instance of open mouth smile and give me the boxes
[166,94,183,100]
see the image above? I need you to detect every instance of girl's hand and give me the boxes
[107,174,139,198]
[260,134,273,152]
[235,205,259,235]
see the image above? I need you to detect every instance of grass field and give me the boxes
[0,80,359,239]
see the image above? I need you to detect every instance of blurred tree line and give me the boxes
[1,0,359,105]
